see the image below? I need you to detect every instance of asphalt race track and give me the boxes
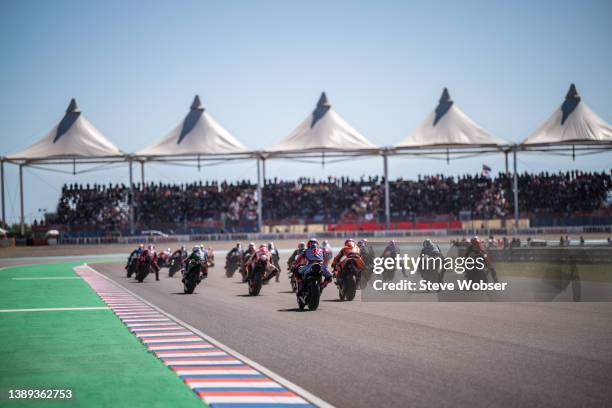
[91,258,612,408]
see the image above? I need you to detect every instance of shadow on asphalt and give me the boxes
[171,292,200,295]
[277,308,312,312]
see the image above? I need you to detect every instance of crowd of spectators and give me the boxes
[46,170,611,229]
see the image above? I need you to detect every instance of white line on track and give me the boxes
[82,263,334,408]
[12,277,81,280]
[0,307,110,313]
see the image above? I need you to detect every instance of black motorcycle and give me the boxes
[182,259,202,294]
[337,256,360,301]
[297,263,324,311]
[418,254,444,287]
[135,255,152,283]
[288,267,298,293]
[126,256,138,278]
[359,246,374,289]
[225,252,242,278]
[168,253,185,277]
[247,254,267,296]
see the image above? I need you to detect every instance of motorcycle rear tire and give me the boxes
[307,281,321,311]
[184,272,198,294]
[343,270,357,301]
[136,266,150,283]
[248,269,263,296]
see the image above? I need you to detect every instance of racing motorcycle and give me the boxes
[288,267,298,293]
[247,252,268,296]
[358,244,374,289]
[135,253,153,283]
[337,254,361,301]
[126,255,139,278]
[182,259,203,294]
[296,263,324,311]
[418,250,445,287]
[168,251,186,277]
[225,252,242,278]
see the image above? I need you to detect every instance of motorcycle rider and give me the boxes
[419,239,445,282]
[287,242,306,269]
[126,243,144,270]
[246,244,279,283]
[321,240,333,266]
[226,243,243,262]
[159,247,172,267]
[172,245,188,260]
[382,240,399,258]
[139,244,160,281]
[331,239,364,285]
[292,239,333,293]
[240,243,257,282]
[204,245,215,267]
[184,245,208,282]
[465,236,499,283]
[267,242,281,282]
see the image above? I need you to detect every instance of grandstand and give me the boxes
[33,170,611,237]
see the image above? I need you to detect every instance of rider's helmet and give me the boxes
[267,242,275,250]
[236,243,242,248]
[423,239,434,250]
[298,242,306,250]
[248,242,255,249]
[192,246,200,253]
[357,239,366,247]
[307,238,319,249]
[344,239,355,248]
[180,245,186,251]
[148,244,155,250]
[470,236,480,246]
[167,248,171,252]
[139,243,145,249]
[322,240,330,247]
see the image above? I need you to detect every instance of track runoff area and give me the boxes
[2,245,612,408]
[0,261,325,408]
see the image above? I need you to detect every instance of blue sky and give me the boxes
[0,0,611,223]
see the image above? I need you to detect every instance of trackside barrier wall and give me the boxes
[56,225,612,245]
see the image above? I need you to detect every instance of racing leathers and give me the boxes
[292,247,333,292]
[126,246,143,270]
[246,246,278,283]
[331,244,364,283]
[465,241,499,283]
[184,249,208,281]
[139,248,160,281]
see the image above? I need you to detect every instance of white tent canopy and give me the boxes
[522,84,612,146]
[395,88,506,149]
[136,95,250,158]
[265,92,378,156]
[7,98,123,162]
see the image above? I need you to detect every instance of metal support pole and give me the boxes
[140,161,145,190]
[513,149,519,229]
[256,157,263,233]
[129,159,134,235]
[383,151,390,230]
[0,159,5,226]
[262,158,266,186]
[504,151,509,175]
[19,164,25,235]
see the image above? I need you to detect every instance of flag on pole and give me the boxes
[482,164,491,177]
